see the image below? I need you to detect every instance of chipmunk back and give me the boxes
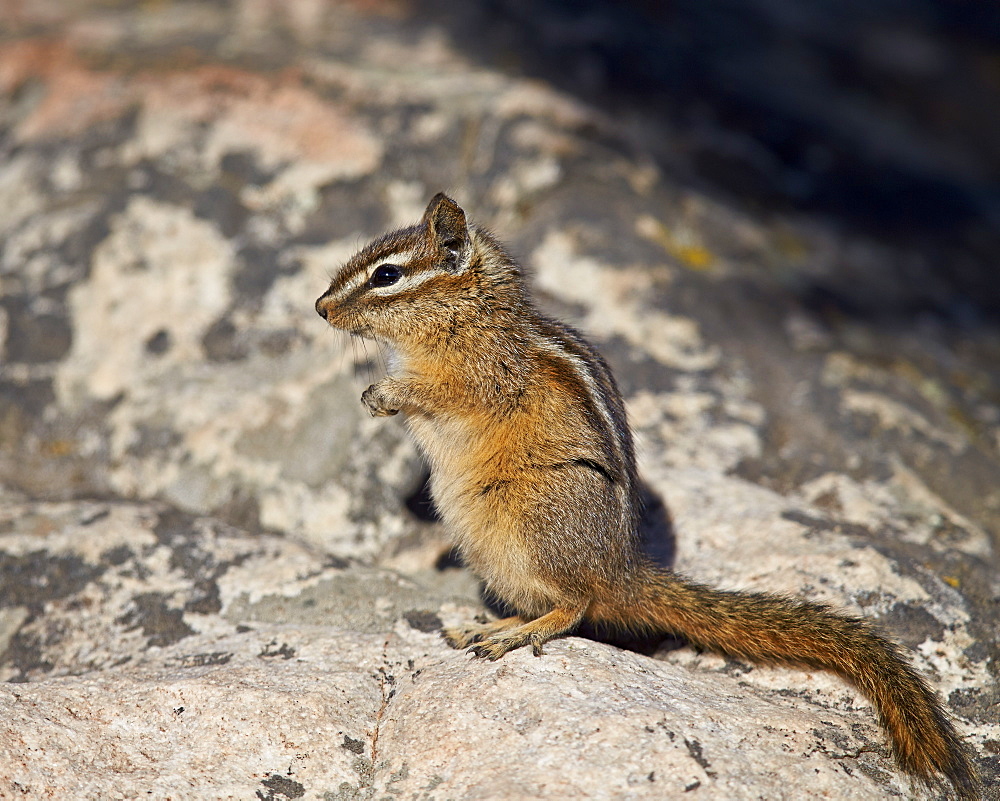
[315,193,979,799]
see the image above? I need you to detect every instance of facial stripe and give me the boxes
[367,267,440,296]
[331,267,461,316]
[324,247,422,302]
[324,270,369,303]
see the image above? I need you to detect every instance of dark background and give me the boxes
[419,0,1000,323]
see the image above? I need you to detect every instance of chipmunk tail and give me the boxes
[591,568,980,799]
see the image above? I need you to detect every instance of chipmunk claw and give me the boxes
[361,384,398,417]
[469,642,505,661]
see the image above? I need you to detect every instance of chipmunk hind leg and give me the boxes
[465,605,587,661]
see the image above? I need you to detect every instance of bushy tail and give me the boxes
[595,568,979,799]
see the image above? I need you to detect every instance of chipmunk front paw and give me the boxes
[361,382,399,417]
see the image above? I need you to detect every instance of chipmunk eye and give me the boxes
[369,264,403,288]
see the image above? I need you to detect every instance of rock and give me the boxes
[0,500,974,799]
[2,626,385,799]
[0,1,997,799]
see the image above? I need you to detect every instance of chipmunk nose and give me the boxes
[315,295,328,319]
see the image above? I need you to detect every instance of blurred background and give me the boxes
[422,0,1000,322]
[1,0,998,548]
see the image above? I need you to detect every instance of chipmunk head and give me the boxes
[315,194,522,349]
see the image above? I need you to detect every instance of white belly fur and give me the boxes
[404,413,558,616]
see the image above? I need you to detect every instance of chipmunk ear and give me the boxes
[423,193,471,272]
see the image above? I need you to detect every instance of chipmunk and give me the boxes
[315,193,979,798]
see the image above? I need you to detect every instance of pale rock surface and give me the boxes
[0,495,989,799]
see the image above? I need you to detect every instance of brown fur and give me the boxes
[316,193,980,798]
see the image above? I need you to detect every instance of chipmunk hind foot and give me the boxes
[447,605,587,660]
